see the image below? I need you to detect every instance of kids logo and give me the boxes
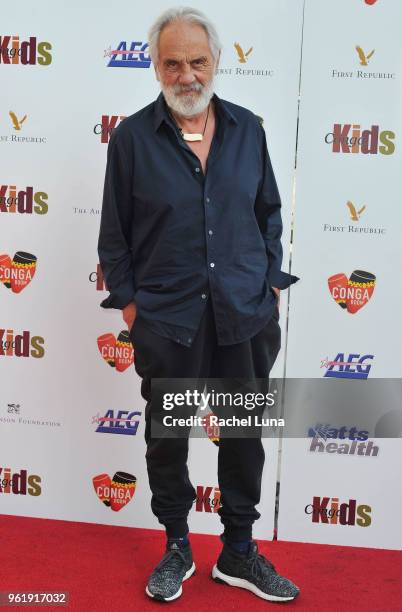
[202,411,220,446]
[305,496,372,527]
[321,353,374,379]
[93,472,136,512]
[94,115,126,144]
[93,410,141,436]
[0,36,52,65]
[0,467,42,496]
[325,124,395,155]
[97,331,134,372]
[0,185,48,215]
[0,329,45,358]
[328,270,376,313]
[104,41,151,68]
[195,485,221,513]
[0,252,37,293]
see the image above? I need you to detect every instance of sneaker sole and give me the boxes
[212,564,299,602]
[145,562,196,602]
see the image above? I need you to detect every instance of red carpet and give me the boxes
[1,515,401,611]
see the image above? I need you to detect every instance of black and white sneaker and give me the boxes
[146,539,195,602]
[212,540,299,602]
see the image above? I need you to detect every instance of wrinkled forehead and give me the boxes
[158,21,213,62]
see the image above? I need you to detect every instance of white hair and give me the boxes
[148,6,222,64]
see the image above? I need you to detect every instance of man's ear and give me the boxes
[154,63,160,82]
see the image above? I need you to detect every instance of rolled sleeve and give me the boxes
[254,121,299,290]
[97,124,136,310]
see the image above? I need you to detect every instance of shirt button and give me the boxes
[210,262,215,268]
[208,230,213,236]
[201,293,207,299]
[187,338,192,343]
[206,197,210,203]
[195,167,200,173]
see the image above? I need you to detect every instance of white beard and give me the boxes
[161,78,215,118]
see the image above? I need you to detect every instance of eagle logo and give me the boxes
[9,111,27,131]
[355,46,375,66]
[234,42,253,63]
[346,200,366,221]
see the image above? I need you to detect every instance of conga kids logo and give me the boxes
[94,115,126,144]
[104,40,150,68]
[92,410,141,436]
[195,485,221,513]
[97,331,134,372]
[321,353,374,379]
[93,472,136,512]
[0,185,48,215]
[328,270,376,313]
[0,252,37,293]
[0,36,52,65]
[325,124,395,155]
[89,264,107,291]
[305,496,372,527]
[0,467,42,496]
[0,329,45,358]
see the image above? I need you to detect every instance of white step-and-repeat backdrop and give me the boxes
[1,0,401,549]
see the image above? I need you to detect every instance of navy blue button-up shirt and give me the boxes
[97,92,299,346]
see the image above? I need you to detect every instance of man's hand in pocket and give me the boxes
[123,302,137,332]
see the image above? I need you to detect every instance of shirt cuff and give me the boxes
[268,269,300,290]
[100,281,136,310]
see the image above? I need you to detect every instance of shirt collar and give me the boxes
[153,91,238,132]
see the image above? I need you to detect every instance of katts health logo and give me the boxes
[104,40,150,68]
[325,124,395,155]
[93,472,137,512]
[0,36,52,65]
[97,331,134,372]
[0,185,48,215]
[0,467,42,496]
[0,252,37,293]
[321,353,374,379]
[305,496,372,527]
[328,270,376,314]
[308,424,379,457]
[92,410,141,436]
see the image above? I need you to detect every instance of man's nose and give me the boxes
[178,62,196,85]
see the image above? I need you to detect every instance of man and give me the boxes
[98,6,300,603]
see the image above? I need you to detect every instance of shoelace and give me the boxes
[248,552,277,581]
[155,548,187,575]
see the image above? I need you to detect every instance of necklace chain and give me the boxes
[169,103,210,141]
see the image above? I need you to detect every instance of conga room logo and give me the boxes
[97,331,134,372]
[93,472,137,511]
[328,270,376,313]
[0,252,37,293]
